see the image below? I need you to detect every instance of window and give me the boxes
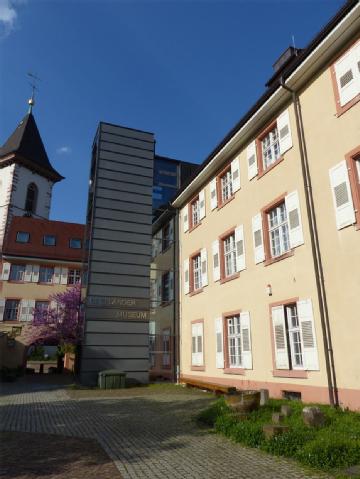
[223,233,237,277]
[261,126,280,170]
[161,272,171,303]
[220,168,233,203]
[191,196,200,228]
[4,300,20,321]
[149,334,156,368]
[192,254,202,291]
[43,235,56,246]
[227,315,242,367]
[191,322,204,367]
[16,232,30,243]
[162,329,170,367]
[25,183,38,214]
[267,202,290,258]
[9,264,26,282]
[35,301,49,312]
[68,269,81,285]
[162,223,171,251]
[39,266,54,283]
[271,299,319,372]
[332,39,360,115]
[69,238,82,249]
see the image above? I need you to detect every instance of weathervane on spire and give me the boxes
[27,72,41,113]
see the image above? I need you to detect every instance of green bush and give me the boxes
[296,434,360,470]
[196,397,360,473]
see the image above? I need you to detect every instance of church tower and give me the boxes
[0,104,63,248]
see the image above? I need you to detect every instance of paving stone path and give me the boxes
[0,381,327,479]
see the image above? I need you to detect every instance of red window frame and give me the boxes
[189,250,203,296]
[216,164,235,208]
[256,119,284,177]
[219,227,239,284]
[188,194,201,231]
[345,145,360,229]
[222,310,245,375]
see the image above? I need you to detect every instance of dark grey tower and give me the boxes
[80,122,155,385]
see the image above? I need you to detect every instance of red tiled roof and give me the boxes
[2,217,85,262]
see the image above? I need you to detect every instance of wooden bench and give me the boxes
[181,377,236,395]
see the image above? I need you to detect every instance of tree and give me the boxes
[24,285,84,348]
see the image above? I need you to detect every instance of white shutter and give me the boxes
[182,206,189,233]
[240,311,252,369]
[169,270,174,301]
[231,156,241,193]
[0,299,5,321]
[252,213,265,264]
[247,140,258,180]
[60,267,68,285]
[212,240,220,282]
[19,300,29,322]
[198,322,204,366]
[191,323,198,366]
[50,300,57,310]
[152,238,157,258]
[329,161,355,229]
[297,299,319,371]
[27,299,35,322]
[277,109,293,155]
[200,248,208,287]
[24,265,33,282]
[285,191,304,248]
[271,305,289,370]
[53,267,61,284]
[199,189,206,220]
[183,258,190,295]
[32,265,40,283]
[1,262,11,281]
[210,178,218,210]
[235,225,245,272]
[215,317,224,368]
[334,47,358,107]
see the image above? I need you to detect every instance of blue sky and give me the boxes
[0,0,344,224]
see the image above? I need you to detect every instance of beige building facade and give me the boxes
[173,3,360,409]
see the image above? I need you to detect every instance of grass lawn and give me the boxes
[196,397,360,478]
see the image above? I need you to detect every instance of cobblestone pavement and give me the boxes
[0,381,327,479]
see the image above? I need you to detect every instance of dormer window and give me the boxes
[43,235,56,246]
[16,231,30,243]
[25,183,38,215]
[69,238,82,249]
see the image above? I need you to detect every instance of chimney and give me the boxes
[266,46,303,88]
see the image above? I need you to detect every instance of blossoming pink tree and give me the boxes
[24,285,84,348]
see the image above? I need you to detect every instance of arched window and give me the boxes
[25,183,38,214]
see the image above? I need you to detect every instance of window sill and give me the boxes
[257,156,284,179]
[191,365,205,371]
[265,250,294,266]
[272,369,308,379]
[189,221,202,233]
[218,195,235,210]
[336,93,360,117]
[189,288,203,297]
[2,320,21,324]
[8,280,25,284]
[160,300,173,308]
[220,273,240,285]
[38,282,54,286]
[224,367,245,375]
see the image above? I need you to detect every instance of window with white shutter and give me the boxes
[277,109,293,155]
[183,258,190,295]
[200,248,208,287]
[212,240,220,282]
[333,40,360,108]
[297,299,319,371]
[210,178,218,210]
[285,191,304,248]
[271,305,289,370]
[240,311,252,369]
[235,225,246,272]
[32,265,40,283]
[182,206,189,233]
[19,300,29,322]
[1,262,11,281]
[231,157,241,193]
[199,189,206,220]
[60,267,68,285]
[247,141,258,180]
[191,322,204,367]
[24,265,33,282]
[225,312,252,369]
[329,160,355,229]
[252,214,265,264]
[215,317,224,368]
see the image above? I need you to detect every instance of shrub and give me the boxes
[196,397,230,427]
[216,417,264,448]
[296,434,360,470]
[262,426,316,457]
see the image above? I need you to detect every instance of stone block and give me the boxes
[302,406,325,427]
[271,412,284,424]
[281,405,293,417]
[263,424,289,440]
[260,388,269,406]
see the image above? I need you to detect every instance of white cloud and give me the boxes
[56,146,72,155]
[0,0,25,38]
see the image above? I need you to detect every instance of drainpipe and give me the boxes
[280,78,339,407]
[174,207,180,384]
